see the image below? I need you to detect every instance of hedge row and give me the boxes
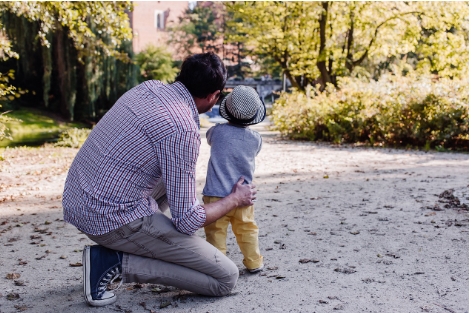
[271,75,468,151]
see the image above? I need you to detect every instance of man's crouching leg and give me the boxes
[85,213,239,305]
[122,246,239,297]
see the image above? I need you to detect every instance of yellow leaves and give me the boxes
[0,1,132,59]
[228,1,467,88]
[271,74,468,148]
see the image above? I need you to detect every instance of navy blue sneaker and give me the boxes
[83,245,123,307]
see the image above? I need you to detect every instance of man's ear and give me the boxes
[206,90,220,102]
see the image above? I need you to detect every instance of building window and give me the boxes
[155,10,165,30]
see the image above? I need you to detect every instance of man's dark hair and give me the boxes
[175,52,227,98]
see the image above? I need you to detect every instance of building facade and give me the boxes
[129,1,192,54]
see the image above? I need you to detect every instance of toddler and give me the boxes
[203,85,266,273]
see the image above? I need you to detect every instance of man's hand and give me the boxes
[201,176,257,227]
[231,176,257,207]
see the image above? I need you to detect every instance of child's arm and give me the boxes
[256,132,262,155]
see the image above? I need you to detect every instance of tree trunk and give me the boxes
[284,70,300,91]
[65,36,76,121]
[41,40,52,108]
[316,1,332,90]
[345,10,355,73]
[53,26,71,120]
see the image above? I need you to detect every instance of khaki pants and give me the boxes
[86,209,239,297]
[203,196,263,270]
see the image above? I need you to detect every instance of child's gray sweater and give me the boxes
[203,123,262,197]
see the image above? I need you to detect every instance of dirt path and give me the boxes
[0,125,468,313]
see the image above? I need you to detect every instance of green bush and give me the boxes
[271,74,468,150]
[135,45,179,84]
[55,128,91,148]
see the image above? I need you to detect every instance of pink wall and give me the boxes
[130,1,189,54]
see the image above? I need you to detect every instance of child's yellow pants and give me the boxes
[203,196,263,270]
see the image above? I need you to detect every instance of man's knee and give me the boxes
[216,262,239,296]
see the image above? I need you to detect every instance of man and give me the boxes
[62,53,257,307]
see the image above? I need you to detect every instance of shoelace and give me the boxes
[97,266,123,296]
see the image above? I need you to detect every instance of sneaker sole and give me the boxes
[247,264,264,273]
[83,245,117,307]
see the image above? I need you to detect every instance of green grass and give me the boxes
[0,108,88,147]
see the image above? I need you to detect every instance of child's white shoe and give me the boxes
[247,264,264,273]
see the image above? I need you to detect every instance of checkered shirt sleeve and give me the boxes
[157,131,206,234]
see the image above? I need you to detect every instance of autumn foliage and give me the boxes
[271,73,468,150]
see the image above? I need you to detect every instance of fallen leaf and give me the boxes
[160,300,172,309]
[385,253,400,259]
[299,258,320,264]
[334,268,356,274]
[69,262,83,267]
[150,286,173,294]
[7,292,20,300]
[14,304,29,312]
[6,273,20,280]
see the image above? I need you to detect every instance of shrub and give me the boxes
[55,128,91,148]
[135,45,179,84]
[271,74,468,150]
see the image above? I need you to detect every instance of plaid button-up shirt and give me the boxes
[62,81,206,236]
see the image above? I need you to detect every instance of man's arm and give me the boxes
[202,176,257,226]
[157,131,206,235]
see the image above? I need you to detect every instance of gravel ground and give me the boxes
[0,124,468,313]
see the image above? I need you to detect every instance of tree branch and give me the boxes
[352,11,423,67]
